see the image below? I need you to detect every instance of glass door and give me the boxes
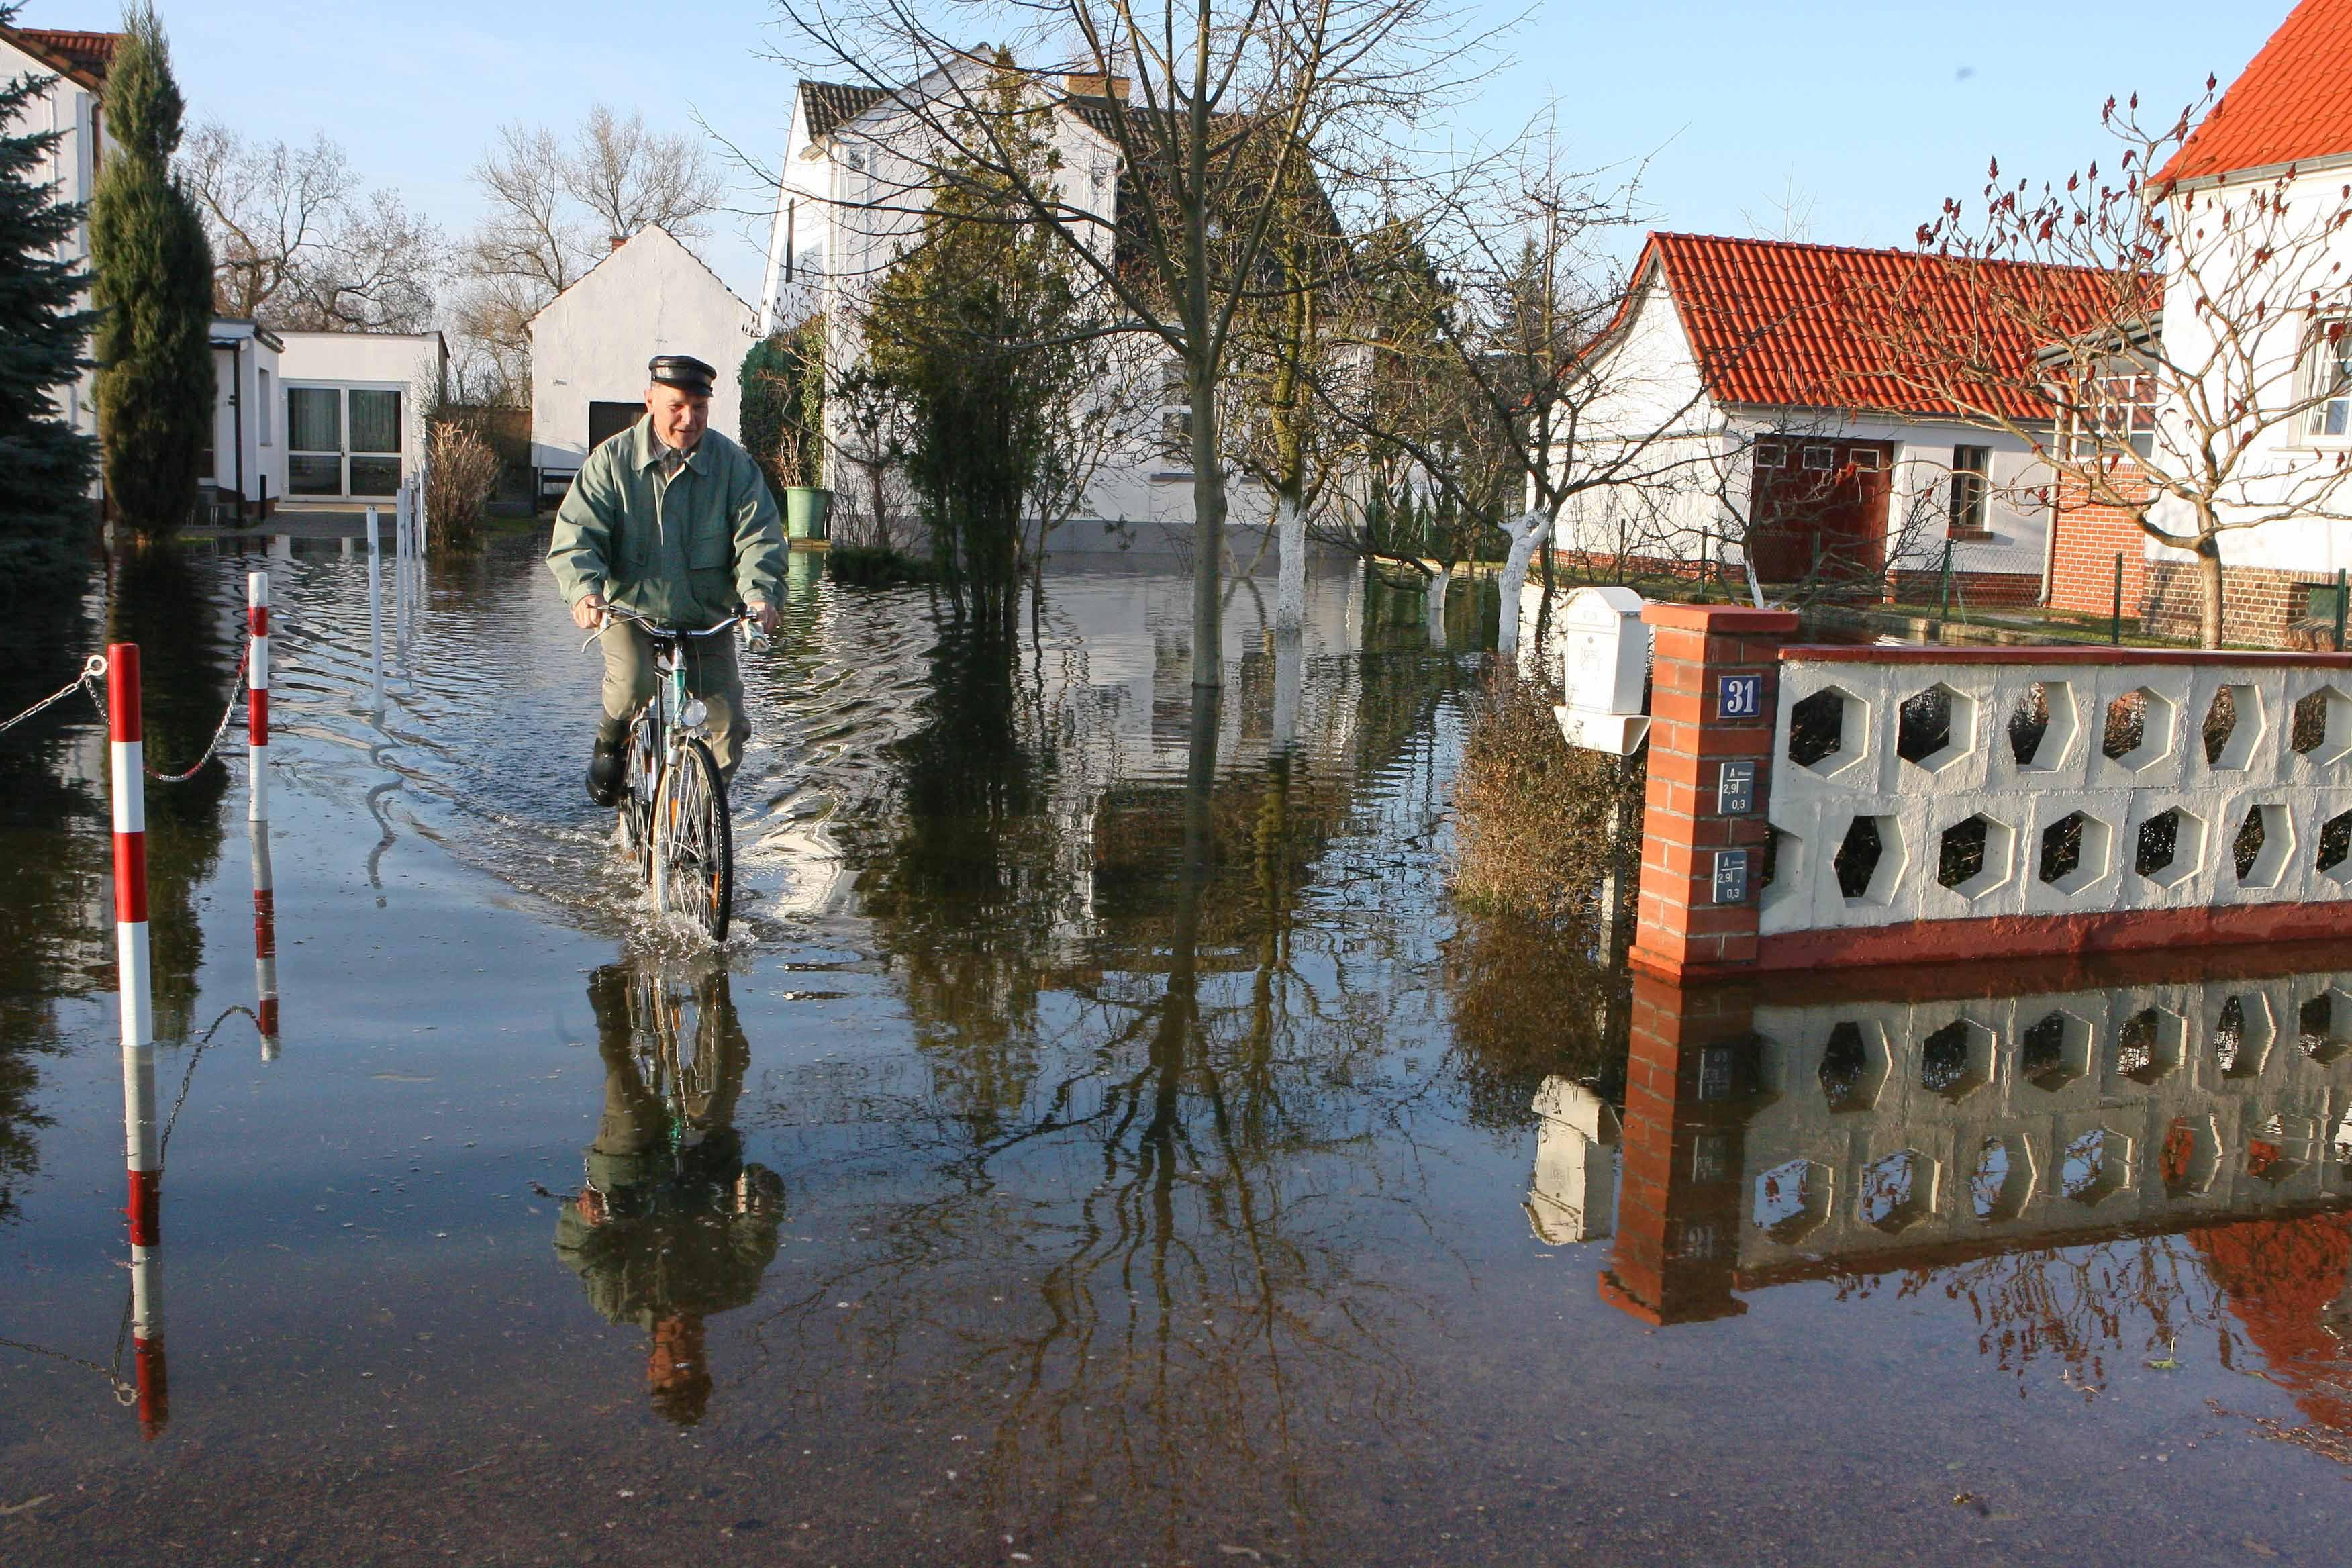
[285,386,403,497]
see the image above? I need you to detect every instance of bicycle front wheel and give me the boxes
[651,738,733,940]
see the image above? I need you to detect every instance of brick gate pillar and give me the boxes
[1628,603,1799,981]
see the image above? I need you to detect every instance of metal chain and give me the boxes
[145,637,252,785]
[0,654,108,738]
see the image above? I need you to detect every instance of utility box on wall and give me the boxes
[1555,585,1652,756]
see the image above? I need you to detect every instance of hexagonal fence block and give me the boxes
[1920,1018,1994,1101]
[1898,683,1977,771]
[2210,992,2275,1080]
[2038,811,2114,897]
[2231,803,2293,889]
[2057,1127,2131,1206]
[2202,684,2263,771]
[1937,814,2014,901]
[2006,680,2077,772]
[1833,814,1903,903]
[2114,1006,2183,1086]
[2246,1114,2310,1185]
[2159,1115,2222,1199]
[1789,687,1868,775]
[2020,1008,2093,1092]
[2292,687,2352,766]
[2133,806,2206,888]
[1968,1132,2036,1221]
[1753,1157,1832,1244]
[2318,810,2352,885]
[2298,990,2352,1065]
[1817,1020,1887,1112]
[1857,1148,1937,1233]
[2102,687,2177,772]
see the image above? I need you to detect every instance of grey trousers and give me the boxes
[599,622,749,780]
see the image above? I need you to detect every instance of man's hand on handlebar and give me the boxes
[745,599,778,638]
[571,591,608,632]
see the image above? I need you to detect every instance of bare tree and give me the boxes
[179,120,442,330]
[1871,85,2352,647]
[764,0,1493,690]
[456,105,726,388]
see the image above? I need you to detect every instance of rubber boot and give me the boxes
[586,718,628,807]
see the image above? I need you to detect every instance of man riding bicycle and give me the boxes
[547,354,787,806]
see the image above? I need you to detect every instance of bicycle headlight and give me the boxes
[679,698,709,729]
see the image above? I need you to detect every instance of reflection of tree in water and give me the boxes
[554,961,784,1426]
[0,589,105,1225]
[782,626,1473,1545]
[1442,912,1628,1131]
[1829,1210,2352,1441]
[107,546,234,1042]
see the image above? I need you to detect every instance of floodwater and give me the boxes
[3,538,2351,1565]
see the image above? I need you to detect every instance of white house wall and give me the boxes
[2149,168,2352,579]
[530,228,754,470]
[2,38,104,446]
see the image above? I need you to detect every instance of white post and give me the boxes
[246,571,269,822]
[392,487,409,657]
[251,818,279,1061]
[366,506,384,715]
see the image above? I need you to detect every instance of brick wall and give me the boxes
[2047,468,2151,619]
[2143,560,2341,648]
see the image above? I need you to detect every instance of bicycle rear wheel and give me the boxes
[651,738,733,940]
[615,707,660,881]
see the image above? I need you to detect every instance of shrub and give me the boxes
[423,419,499,550]
[1451,666,1644,928]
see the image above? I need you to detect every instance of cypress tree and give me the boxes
[89,1,213,536]
[0,3,100,601]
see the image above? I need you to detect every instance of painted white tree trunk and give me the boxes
[1274,495,1307,634]
[1493,511,1553,662]
[1424,564,1453,649]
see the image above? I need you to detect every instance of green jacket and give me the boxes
[546,418,786,628]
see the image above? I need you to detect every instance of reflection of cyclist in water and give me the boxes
[554,963,783,1425]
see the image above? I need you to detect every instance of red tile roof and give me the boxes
[1630,232,2125,422]
[1,25,119,89]
[2160,0,2352,184]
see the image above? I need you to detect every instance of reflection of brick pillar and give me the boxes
[1600,973,1758,1326]
[1630,603,1798,981]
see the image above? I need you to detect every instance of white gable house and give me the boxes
[529,226,756,480]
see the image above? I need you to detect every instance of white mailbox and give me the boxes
[1554,586,1651,756]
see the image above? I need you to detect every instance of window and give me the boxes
[2068,365,2156,458]
[1801,444,1834,471]
[287,385,402,497]
[257,369,272,445]
[1159,409,1194,462]
[1949,445,1990,535]
[1754,440,1785,469]
[2311,322,2352,438]
[1849,449,1883,471]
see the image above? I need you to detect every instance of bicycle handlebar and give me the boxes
[581,602,767,653]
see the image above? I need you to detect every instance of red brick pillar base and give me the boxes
[1628,604,1798,981]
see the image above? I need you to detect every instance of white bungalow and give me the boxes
[528,225,756,490]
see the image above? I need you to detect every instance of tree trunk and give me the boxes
[1424,563,1453,650]
[1491,511,1551,664]
[1274,492,1306,633]
[2196,537,2224,650]
[1188,364,1227,689]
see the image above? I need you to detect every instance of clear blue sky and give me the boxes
[20,0,2291,302]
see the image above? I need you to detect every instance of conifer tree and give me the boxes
[89,1,213,535]
[0,3,100,600]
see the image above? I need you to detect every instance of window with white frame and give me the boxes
[1753,439,1785,469]
[1157,360,1192,467]
[287,385,402,497]
[1801,444,1834,471]
[1949,445,1990,535]
[2067,364,2156,459]
[2309,322,2352,438]
[257,369,273,445]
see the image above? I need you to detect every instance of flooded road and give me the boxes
[3,536,2352,1565]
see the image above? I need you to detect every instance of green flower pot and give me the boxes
[786,487,832,542]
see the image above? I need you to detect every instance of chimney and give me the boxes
[609,234,627,251]
[1066,72,1129,100]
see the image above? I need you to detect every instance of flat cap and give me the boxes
[648,354,718,397]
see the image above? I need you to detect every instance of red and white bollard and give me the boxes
[252,819,279,1061]
[247,571,269,823]
[108,642,168,1438]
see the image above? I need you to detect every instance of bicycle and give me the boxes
[587,605,758,941]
